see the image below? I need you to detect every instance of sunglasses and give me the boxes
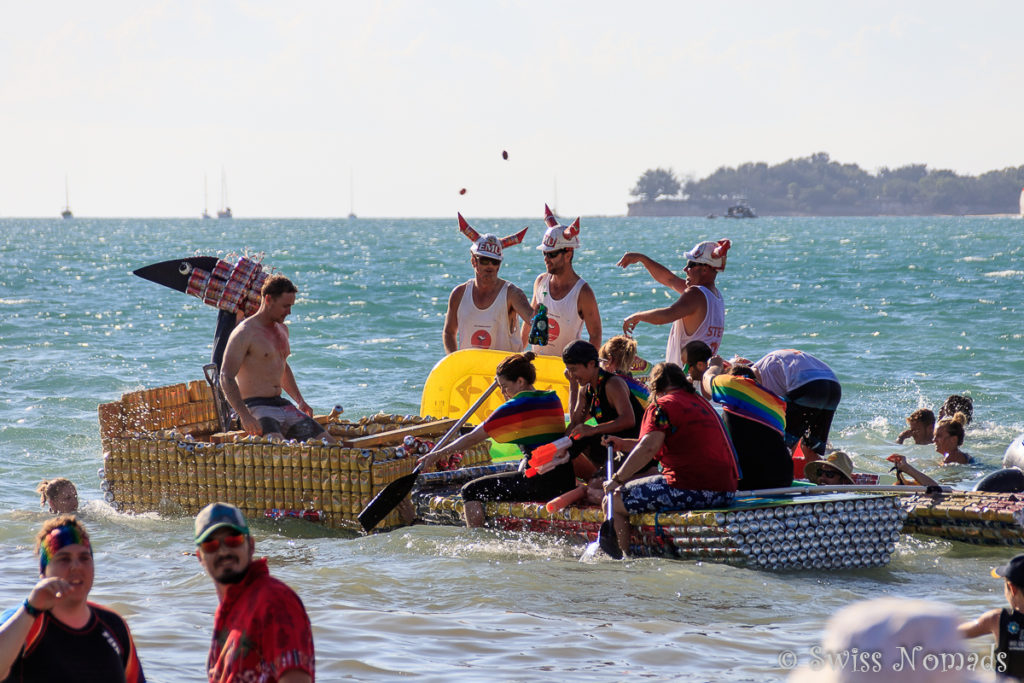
[199,531,247,553]
[544,248,568,259]
[818,468,844,479]
[685,261,706,270]
[476,256,500,266]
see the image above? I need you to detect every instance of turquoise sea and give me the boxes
[1,216,1022,681]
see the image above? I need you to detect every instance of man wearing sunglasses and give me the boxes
[443,215,534,354]
[619,239,731,366]
[195,502,314,683]
[523,205,601,357]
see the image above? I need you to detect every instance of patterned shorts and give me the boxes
[620,475,735,514]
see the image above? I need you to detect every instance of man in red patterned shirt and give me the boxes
[195,502,315,683]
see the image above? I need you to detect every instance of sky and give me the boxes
[1,1,1022,218]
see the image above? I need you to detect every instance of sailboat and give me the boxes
[217,169,233,219]
[347,170,357,219]
[202,174,212,219]
[61,175,73,219]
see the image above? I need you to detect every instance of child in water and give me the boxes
[36,478,78,514]
[959,553,1024,679]
[896,408,935,445]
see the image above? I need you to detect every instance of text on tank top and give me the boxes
[456,280,521,351]
[531,273,586,356]
[665,285,724,365]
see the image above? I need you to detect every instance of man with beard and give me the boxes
[522,205,601,356]
[195,502,315,683]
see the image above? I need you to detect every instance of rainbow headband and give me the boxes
[39,524,92,574]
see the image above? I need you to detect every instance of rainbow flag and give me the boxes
[483,390,566,452]
[621,374,651,408]
[709,374,786,435]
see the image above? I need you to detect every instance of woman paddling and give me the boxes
[417,352,574,527]
[601,362,738,557]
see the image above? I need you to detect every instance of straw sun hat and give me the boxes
[804,451,855,485]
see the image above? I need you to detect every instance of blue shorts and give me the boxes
[620,475,735,514]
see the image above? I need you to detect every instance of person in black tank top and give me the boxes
[562,341,651,478]
[960,553,1024,679]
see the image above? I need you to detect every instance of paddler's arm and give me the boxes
[570,375,635,439]
[958,608,1000,639]
[578,283,602,351]
[416,423,489,471]
[603,431,665,493]
[888,455,939,487]
[442,284,464,355]
[220,331,261,435]
[281,362,312,416]
[617,252,687,294]
[700,357,726,399]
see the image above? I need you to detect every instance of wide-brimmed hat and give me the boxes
[684,239,731,270]
[537,204,581,252]
[804,451,854,485]
[788,598,984,682]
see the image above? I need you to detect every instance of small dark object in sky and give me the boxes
[502,150,508,160]
[459,188,467,195]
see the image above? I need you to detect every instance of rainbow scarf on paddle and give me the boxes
[39,523,92,574]
[483,390,566,452]
[709,374,786,435]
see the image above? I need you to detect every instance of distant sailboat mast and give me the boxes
[202,174,212,219]
[347,169,356,219]
[217,168,233,219]
[61,175,73,219]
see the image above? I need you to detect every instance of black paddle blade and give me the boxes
[358,469,419,532]
[597,519,623,559]
[133,256,220,294]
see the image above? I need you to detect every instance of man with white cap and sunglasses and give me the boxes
[194,502,314,683]
[522,205,602,357]
[443,214,534,354]
[618,239,731,366]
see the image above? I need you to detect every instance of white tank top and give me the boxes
[530,273,586,357]
[456,280,522,352]
[665,285,725,365]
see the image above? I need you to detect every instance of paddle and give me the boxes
[582,444,623,560]
[358,378,500,532]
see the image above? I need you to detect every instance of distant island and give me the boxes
[627,152,1024,217]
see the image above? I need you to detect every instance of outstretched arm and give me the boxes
[623,288,701,334]
[958,608,1000,639]
[617,252,687,294]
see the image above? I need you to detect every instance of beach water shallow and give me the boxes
[1,216,1022,681]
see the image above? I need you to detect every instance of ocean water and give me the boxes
[0,215,1022,682]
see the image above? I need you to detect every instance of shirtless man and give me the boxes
[443,214,534,354]
[220,274,335,443]
[619,239,730,365]
[521,205,601,356]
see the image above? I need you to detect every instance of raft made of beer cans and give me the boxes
[97,378,490,529]
[411,466,906,570]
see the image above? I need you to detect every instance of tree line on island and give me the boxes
[629,152,1024,216]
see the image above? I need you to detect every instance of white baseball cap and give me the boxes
[536,204,581,252]
[684,239,731,270]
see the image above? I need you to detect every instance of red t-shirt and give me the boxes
[641,388,738,492]
[208,558,315,683]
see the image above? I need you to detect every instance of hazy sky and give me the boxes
[2,1,1021,218]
